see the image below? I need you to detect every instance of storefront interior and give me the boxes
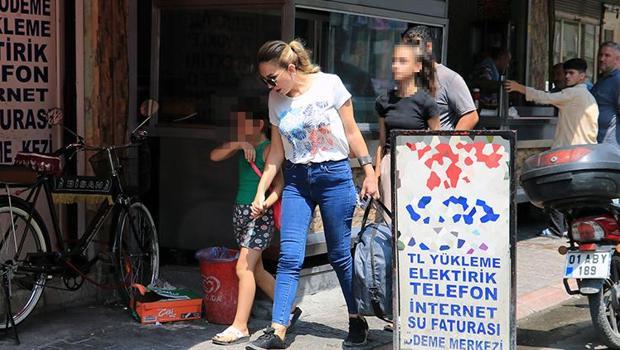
[136,0,448,262]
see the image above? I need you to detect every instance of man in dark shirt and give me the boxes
[401,25,479,130]
[472,47,511,82]
[471,47,511,107]
[591,41,620,145]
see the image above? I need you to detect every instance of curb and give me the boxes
[516,282,576,320]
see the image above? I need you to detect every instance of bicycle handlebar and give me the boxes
[51,135,146,163]
[59,130,148,151]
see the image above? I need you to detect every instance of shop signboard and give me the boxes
[392,130,516,350]
[0,0,59,164]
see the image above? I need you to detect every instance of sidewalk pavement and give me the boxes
[0,208,572,349]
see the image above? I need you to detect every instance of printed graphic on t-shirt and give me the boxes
[278,100,337,159]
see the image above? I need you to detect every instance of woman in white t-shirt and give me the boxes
[248,40,378,350]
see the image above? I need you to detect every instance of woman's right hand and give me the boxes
[237,142,256,163]
[251,193,266,219]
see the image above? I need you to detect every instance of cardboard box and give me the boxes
[131,285,203,324]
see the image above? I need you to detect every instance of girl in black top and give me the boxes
[374,43,440,220]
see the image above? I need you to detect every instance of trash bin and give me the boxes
[196,247,240,324]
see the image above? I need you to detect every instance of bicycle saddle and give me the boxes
[14,152,64,176]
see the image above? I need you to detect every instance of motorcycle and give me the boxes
[521,143,620,349]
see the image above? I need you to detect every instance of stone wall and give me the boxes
[527,0,550,89]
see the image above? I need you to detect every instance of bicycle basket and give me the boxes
[88,143,151,195]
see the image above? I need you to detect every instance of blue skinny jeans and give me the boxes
[272,159,358,326]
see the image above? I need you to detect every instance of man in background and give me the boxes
[474,47,512,82]
[470,47,512,107]
[550,63,566,92]
[591,41,620,145]
[505,58,598,237]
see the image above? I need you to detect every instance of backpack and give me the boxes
[353,198,393,322]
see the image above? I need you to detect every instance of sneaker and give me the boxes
[537,228,553,237]
[343,316,369,347]
[538,228,567,238]
[245,327,286,350]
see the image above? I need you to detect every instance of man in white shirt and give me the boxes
[505,58,599,237]
[505,58,598,149]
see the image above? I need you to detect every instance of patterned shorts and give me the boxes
[233,204,274,250]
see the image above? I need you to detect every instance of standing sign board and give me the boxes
[0,0,59,164]
[392,131,516,350]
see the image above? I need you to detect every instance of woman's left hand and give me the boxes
[360,175,379,200]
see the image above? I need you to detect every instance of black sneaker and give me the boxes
[245,327,286,350]
[344,316,369,347]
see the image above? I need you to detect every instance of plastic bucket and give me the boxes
[196,247,239,324]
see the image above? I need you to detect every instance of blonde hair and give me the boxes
[257,39,320,74]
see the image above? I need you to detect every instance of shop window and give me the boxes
[295,9,443,125]
[604,29,614,42]
[157,8,281,126]
[553,18,599,82]
[563,22,579,60]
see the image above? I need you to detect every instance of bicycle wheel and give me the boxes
[115,201,159,301]
[0,196,49,328]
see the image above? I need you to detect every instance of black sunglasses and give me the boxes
[260,70,283,89]
[261,76,278,88]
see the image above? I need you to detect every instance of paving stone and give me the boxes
[0,208,569,350]
[64,335,97,344]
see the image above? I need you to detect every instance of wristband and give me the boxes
[357,155,373,167]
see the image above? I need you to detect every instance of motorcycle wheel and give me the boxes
[589,279,620,349]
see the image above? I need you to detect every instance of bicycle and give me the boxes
[0,100,160,328]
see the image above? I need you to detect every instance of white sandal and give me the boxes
[212,326,250,345]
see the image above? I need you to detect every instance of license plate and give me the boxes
[564,251,612,279]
